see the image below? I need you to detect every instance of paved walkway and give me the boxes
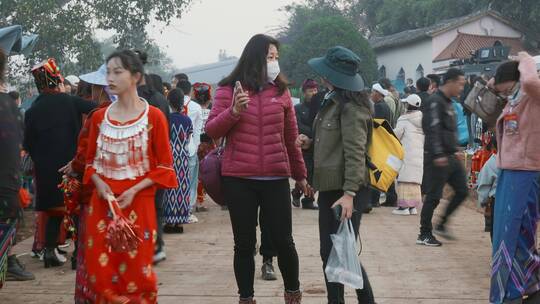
[0,199,491,303]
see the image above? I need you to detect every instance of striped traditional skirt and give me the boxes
[397,182,422,208]
[490,170,540,303]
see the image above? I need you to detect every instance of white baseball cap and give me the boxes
[372,83,389,96]
[405,94,422,107]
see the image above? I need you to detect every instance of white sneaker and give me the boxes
[54,248,67,263]
[392,208,410,216]
[409,207,418,215]
[153,251,166,265]
[188,214,199,224]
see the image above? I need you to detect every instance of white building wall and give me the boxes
[376,39,433,81]
[432,16,522,59]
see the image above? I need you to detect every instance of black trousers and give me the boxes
[224,177,300,299]
[420,156,468,234]
[385,182,397,206]
[0,190,22,246]
[319,189,375,304]
[259,210,277,260]
[421,153,430,195]
[154,189,165,253]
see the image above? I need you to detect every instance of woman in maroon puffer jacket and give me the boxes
[206,34,310,304]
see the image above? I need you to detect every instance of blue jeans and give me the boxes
[188,154,199,213]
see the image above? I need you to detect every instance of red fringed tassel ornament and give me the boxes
[105,195,141,252]
[58,175,81,241]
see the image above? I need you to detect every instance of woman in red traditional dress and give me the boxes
[82,50,177,303]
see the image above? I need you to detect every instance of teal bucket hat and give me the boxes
[308,46,365,92]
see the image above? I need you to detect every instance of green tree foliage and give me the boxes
[347,0,540,39]
[0,0,191,76]
[280,14,378,87]
[290,0,539,41]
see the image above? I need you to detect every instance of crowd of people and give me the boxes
[0,31,539,304]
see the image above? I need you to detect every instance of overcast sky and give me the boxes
[146,0,301,69]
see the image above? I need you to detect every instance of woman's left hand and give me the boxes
[296,179,314,198]
[117,188,138,209]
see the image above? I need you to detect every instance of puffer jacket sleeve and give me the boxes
[519,54,540,101]
[205,86,241,139]
[283,90,307,181]
[341,101,371,193]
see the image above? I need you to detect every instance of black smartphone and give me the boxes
[332,205,342,221]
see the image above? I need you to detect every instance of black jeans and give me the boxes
[421,153,430,195]
[319,189,375,304]
[259,210,277,261]
[370,182,397,207]
[154,189,165,253]
[420,156,468,234]
[384,182,397,206]
[224,177,300,299]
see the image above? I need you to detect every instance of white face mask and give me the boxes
[267,60,280,82]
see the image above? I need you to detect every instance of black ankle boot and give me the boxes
[7,255,35,281]
[44,248,64,268]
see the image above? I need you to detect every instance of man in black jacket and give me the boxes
[371,83,392,122]
[417,68,468,247]
[416,77,432,196]
[416,77,431,114]
[291,79,319,210]
[367,83,393,210]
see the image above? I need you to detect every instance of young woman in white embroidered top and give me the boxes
[83,50,177,304]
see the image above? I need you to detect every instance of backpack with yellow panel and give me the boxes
[367,119,404,192]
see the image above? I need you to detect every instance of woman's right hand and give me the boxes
[232,91,250,116]
[332,194,355,221]
[92,175,113,200]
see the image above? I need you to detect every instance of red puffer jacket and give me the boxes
[205,85,306,181]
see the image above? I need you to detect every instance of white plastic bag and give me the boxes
[324,219,364,289]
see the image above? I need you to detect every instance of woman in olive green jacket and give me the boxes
[297,46,375,304]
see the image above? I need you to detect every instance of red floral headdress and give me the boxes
[193,82,212,102]
[31,58,64,92]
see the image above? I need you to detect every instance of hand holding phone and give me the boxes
[332,205,343,221]
[233,81,250,115]
[331,194,355,221]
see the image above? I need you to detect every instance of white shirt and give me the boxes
[201,108,211,134]
[184,95,203,156]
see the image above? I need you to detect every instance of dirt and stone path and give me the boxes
[0,198,491,304]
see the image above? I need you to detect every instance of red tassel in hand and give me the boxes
[105,195,142,253]
[58,175,81,241]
